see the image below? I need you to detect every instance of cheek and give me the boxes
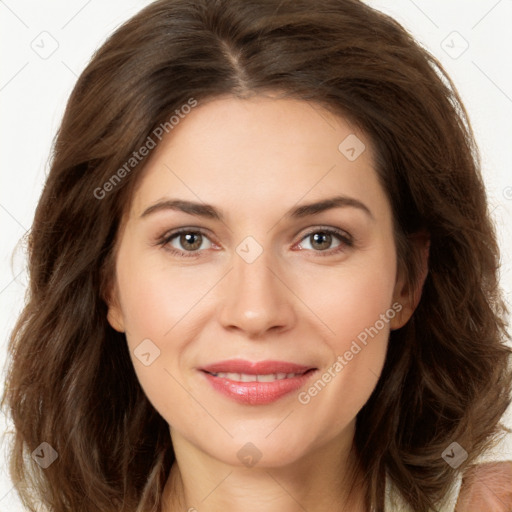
[114,243,234,415]
[114,254,202,421]
[295,240,397,433]
[332,269,396,353]
[308,237,397,353]
[116,250,205,343]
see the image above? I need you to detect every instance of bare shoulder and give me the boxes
[455,461,512,512]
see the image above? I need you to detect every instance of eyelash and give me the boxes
[156,227,354,259]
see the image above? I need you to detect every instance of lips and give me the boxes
[199,359,317,405]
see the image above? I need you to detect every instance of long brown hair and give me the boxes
[2,0,511,511]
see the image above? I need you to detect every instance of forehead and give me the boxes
[129,95,389,223]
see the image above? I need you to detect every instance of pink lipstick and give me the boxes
[199,359,316,405]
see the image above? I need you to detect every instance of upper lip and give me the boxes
[200,359,315,375]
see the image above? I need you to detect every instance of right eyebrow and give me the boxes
[141,199,222,220]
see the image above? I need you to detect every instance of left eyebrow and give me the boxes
[286,195,374,221]
[140,194,374,221]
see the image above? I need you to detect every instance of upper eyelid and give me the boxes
[299,226,352,240]
[161,227,216,244]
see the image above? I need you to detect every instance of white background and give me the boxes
[1,1,512,510]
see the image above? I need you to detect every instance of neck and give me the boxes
[162,427,367,512]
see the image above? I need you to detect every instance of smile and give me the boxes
[199,359,317,405]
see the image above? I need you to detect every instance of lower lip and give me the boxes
[201,370,316,405]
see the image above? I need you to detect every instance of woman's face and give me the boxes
[107,95,414,468]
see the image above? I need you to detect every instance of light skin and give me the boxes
[106,95,428,512]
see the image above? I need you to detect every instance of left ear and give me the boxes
[390,231,430,330]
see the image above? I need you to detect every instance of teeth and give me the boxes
[239,373,258,383]
[212,372,301,382]
[256,374,275,382]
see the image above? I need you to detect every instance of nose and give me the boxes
[218,245,296,338]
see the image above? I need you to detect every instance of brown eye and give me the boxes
[160,229,213,256]
[297,228,353,256]
[177,232,203,251]
[309,232,334,251]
